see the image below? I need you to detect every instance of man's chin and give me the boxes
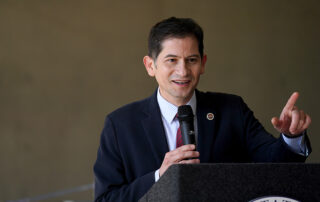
[173,92,194,101]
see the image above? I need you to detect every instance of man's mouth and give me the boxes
[172,80,191,85]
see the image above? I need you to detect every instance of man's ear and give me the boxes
[200,54,207,75]
[143,56,156,77]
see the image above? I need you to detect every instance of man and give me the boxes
[94,17,311,202]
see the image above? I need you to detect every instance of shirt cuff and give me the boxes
[282,132,309,156]
[155,169,160,182]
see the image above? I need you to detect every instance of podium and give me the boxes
[139,163,320,202]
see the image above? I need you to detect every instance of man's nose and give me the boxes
[176,61,188,76]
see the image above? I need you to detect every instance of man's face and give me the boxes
[144,36,206,106]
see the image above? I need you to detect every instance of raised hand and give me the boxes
[271,92,311,137]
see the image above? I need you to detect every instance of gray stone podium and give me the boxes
[139,163,320,202]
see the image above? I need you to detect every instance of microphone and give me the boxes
[177,105,196,146]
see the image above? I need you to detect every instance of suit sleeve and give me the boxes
[238,97,311,162]
[94,116,155,202]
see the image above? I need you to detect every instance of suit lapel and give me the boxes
[141,91,169,166]
[196,90,217,163]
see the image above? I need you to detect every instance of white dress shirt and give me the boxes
[157,88,198,151]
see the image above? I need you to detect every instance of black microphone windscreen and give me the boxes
[177,105,193,121]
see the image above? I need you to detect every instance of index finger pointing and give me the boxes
[283,92,299,111]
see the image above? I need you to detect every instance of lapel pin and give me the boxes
[207,113,214,120]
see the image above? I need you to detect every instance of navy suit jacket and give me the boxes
[94,90,309,202]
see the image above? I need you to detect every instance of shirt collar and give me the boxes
[157,88,197,123]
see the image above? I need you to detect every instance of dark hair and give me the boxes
[148,17,204,60]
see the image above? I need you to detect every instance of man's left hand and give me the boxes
[271,92,311,137]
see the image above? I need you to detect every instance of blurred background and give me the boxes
[1,0,319,201]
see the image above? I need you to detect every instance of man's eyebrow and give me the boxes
[188,54,200,58]
[164,54,200,58]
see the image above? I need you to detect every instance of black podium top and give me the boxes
[139,163,320,202]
